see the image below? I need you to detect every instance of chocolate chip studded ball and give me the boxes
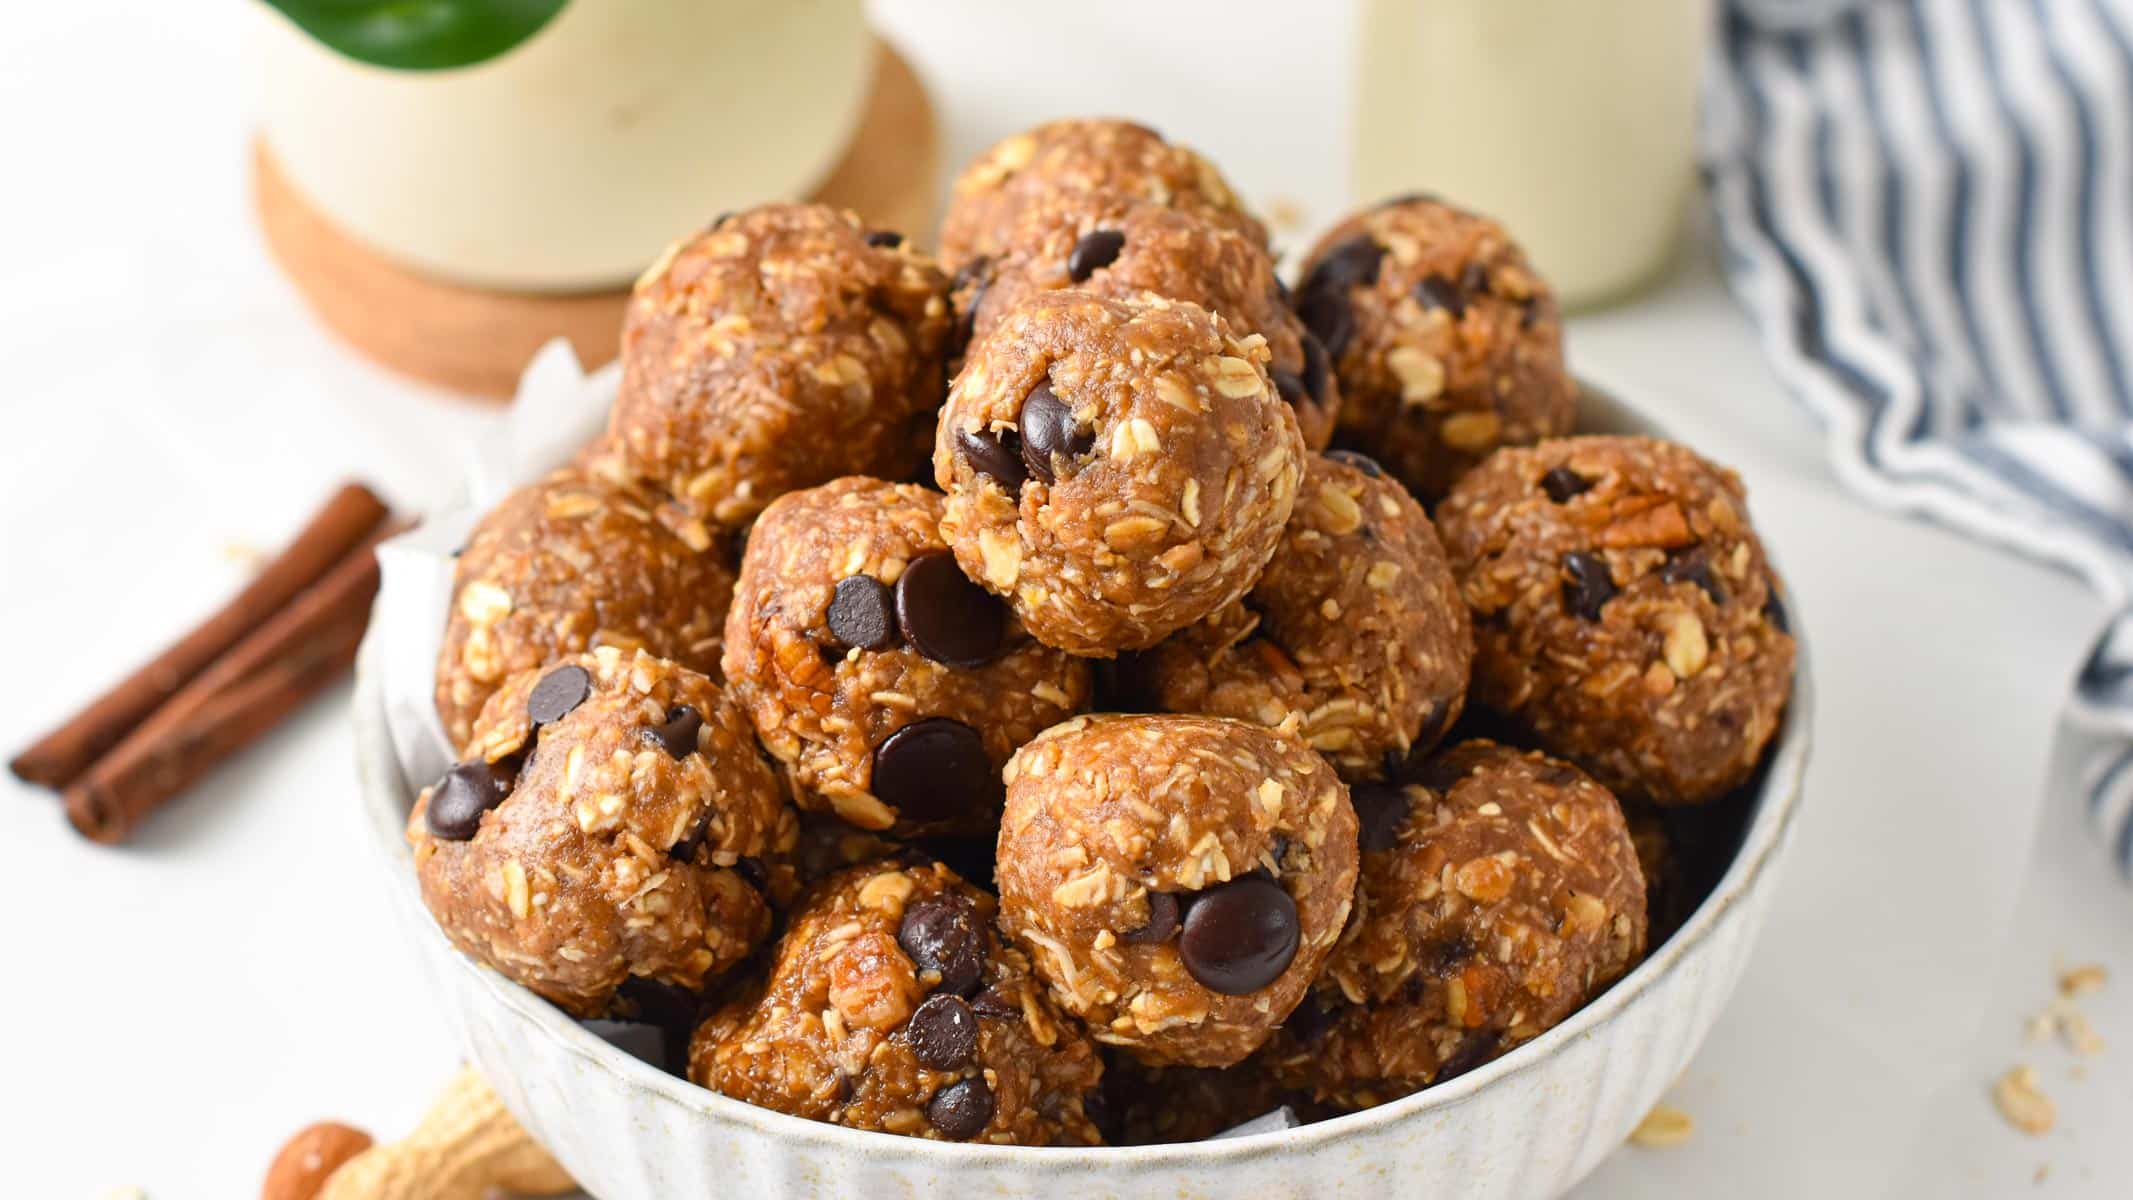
[721,477,1091,836]
[1297,195,1575,500]
[409,648,795,1017]
[1435,436,1796,805]
[935,290,1307,656]
[689,860,1104,1145]
[938,118,1267,273]
[609,203,953,529]
[1127,452,1472,778]
[995,714,1359,1067]
[434,466,735,752]
[957,201,1340,448]
[1261,740,1647,1108]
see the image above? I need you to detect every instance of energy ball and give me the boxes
[1435,436,1796,805]
[1296,195,1576,500]
[1125,451,1471,778]
[721,477,1091,836]
[435,466,734,752]
[957,200,1340,448]
[935,290,1306,656]
[689,860,1105,1145]
[995,714,1359,1068]
[939,118,1266,273]
[609,203,953,529]
[1094,1054,1314,1145]
[1262,740,1647,1108]
[409,649,795,1017]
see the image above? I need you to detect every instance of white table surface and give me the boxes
[2,3,2125,1197]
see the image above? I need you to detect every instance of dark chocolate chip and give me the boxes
[865,230,906,248]
[955,427,1027,489]
[1661,553,1726,605]
[1561,551,1617,621]
[1764,577,1790,633]
[927,1076,996,1140]
[1177,875,1300,995]
[1300,331,1333,402]
[1301,235,1383,295]
[527,664,592,726]
[1435,1030,1502,1083]
[1540,466,1592,503]
[1424,933,1478,975]
[1413,696,1455,750]
[1067,229,1126,281]
[1326,449,1384,478]
[425,759,515,840]
[1120,891,1181,944]
[873,717,997,827]
[907,994,980,1070]
[1414,274,1466,319]
[1295,288,1356,359]
[734,856,769,891]
[827,575,897,651]
[897,890,987,996]
[1271,368,1306,408]
[1018,381,1091,484]
[1460,262,1491,296]
[1349,781,1410,853]
[640,705,704,759]
[1268,834,1292,868]
[895,552,1005,667]
[970,983,1020,1019]
[669,812,709,863]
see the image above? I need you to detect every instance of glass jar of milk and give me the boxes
[251,0,873,292]
[1352,0,1713,309]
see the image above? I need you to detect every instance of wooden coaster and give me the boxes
[254,42,939,400]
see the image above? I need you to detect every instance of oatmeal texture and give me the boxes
[1129,451,1471,779]
[1435,436,1796,805]
[957,199,1339,448]
[721,477,1091,836]
[434,466,734,751]
[690,860,1105,1145]
[609,203,953,529]
[935,290,1306,655]
[996,714,1359,1067]
[410,649,795,1017]
[938,118,1266,272]
[1297,195,1576,500]
[1261,740,1646,1108]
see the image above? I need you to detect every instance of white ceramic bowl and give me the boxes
[353,388,1812,1199]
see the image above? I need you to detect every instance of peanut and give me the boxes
[266,1067,576,1200]
[262,1121,372,1200]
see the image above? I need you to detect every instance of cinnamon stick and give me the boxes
[10,482,391,790]
[62,518,410,844]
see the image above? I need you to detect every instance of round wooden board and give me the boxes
[254,41,939,401]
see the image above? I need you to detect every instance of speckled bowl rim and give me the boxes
[352,380,1813,1169]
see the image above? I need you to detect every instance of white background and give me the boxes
[1,2,2126,1196]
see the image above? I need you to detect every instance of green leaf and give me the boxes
[263,0,570,72]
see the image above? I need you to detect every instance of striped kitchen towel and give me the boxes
[1706,0,2133,876]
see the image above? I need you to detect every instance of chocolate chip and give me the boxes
[1350,781,1410,852]
[1424,932,1478,975]
[1414,274,1466,319]
[1764,577,1791,633]
[1271,368,1306,408]
[1300,331,1333,402]
[1177,875,1300,995]
[1661,553,1726,605]
[669,812,709,862]
[927,1076,995,1140]
[640,705,703,759]
[1120,891,1180,944]
[897,890,987,996]
[1326,449,1383,478]
[1561,551,1617,621]
[1414,696,1455,750]
[425,759,514,840]
[734,856,769,890]
[865,230,905,248]
[1067,229,1125,281]
[970,983,1020,1019]
[827,575,897,651]
[1018,381,1091,484]
[895,553,1005,667]
[1296,288,1356,359]
[1436,1030,1501,1083]
[873,718,996,827]
[1301,235,1383,295]
[907,994,979,1070]
[527,664,592,726]
[955,427,1027,489]
[1540,466,1592,503]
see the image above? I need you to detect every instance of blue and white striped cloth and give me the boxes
[1707,0,2133,876]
